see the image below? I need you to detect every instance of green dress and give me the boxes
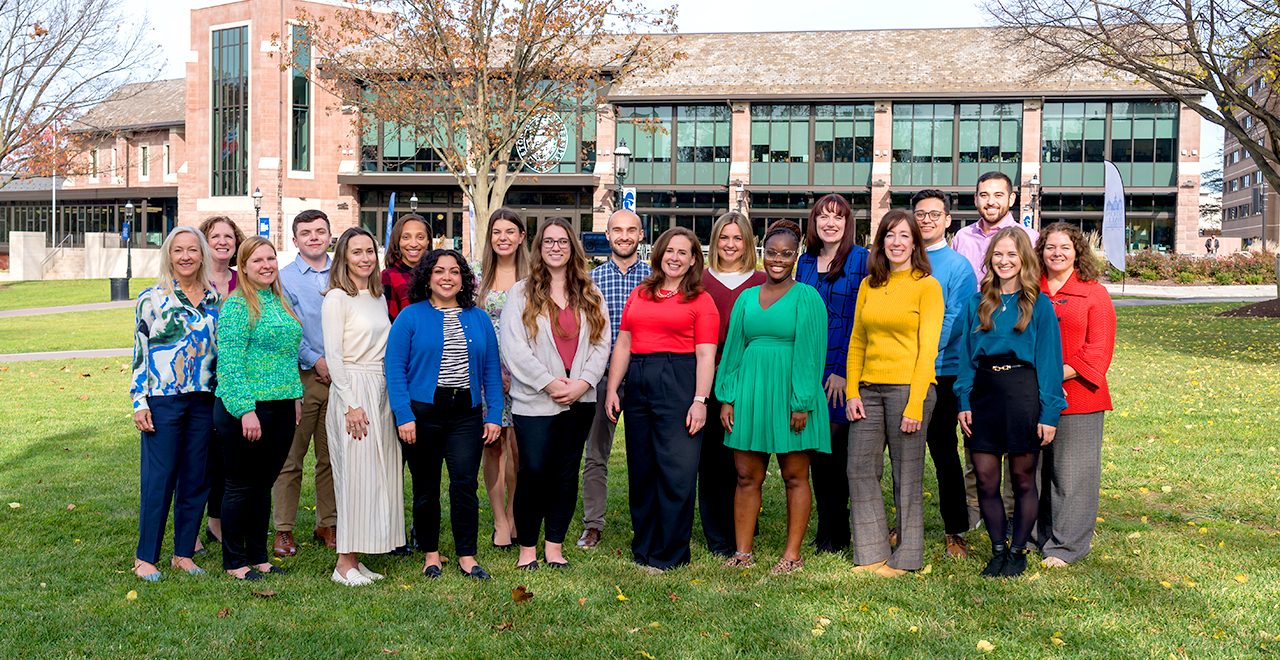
[715,284,830,454]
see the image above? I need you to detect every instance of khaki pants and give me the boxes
[271,368,335,531]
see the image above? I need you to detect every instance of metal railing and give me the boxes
[40,234,73,268]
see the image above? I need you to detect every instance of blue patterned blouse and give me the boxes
[796,246,870,423]
[131,282,221,411]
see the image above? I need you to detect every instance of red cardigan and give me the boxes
[1040,272,1115,415]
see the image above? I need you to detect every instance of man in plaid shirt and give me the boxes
[578,209,651,548]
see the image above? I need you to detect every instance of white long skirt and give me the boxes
[325,363,405,554]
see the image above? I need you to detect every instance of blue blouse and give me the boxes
[131,282,220,411]
[385,301,504,426]
[796,247,870,422]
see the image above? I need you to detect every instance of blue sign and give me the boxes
[621,186,636,212]
[122,221,130,241]
[1022,213,1033,228]
[581,231,611,257]
[258,217,270,237]
[386,191,397,244]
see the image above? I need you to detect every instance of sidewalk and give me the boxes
[1103,283,1276,299]
[0,300,133,318]
[0,348,131,363]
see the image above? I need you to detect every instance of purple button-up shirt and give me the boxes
[949,213,1039,280]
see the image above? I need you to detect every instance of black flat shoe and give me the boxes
[492,531,515,550]
[545,560,570,569]
[459,564,491,580]
[516,560,539,571]
[205,525,221,545]
[263,565,288,575]
[999,547,1029,577]
[389,544,414,556]
[423,564,442,579]
[981,543,1008,578]
[229,570,263,581]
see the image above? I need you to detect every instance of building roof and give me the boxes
[71,79,186,133]
[608,28,1168,101]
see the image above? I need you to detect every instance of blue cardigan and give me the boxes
[385,301,504,426]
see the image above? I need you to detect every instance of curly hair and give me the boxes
[198,215,246,257]
[1036,222,1101,283]
[638,227,705,303]
[408,249,477,308]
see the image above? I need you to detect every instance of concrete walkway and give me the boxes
[1103,283,1277,299]
[0,348,131,363]
[1112,296,1273,307]
[0,300,133,318]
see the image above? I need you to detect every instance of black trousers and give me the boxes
[809,420,851,551]
[403,389,484,557]
[697,396,736,557]
[512,402,594,547]
[624,352,703,569]
[214,398,295,571]
[204,424,225,519]
[136,392,213,564]
[925,375,969,535]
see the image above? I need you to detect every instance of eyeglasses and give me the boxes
[541,238,571,249]
[914,210,945,221]
[764,249,797,259]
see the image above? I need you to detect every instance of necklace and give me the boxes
[882,273,911,296]
[654,289,679,301]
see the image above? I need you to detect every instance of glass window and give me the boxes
[140,145,149,177]
[674,105,730,185]
[813,104,874,186]
[751,105,812,185]
[211,25,249,196]
[291,25,311,172]
[615,106,673,185]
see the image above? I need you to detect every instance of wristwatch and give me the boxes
[693,396,707,404]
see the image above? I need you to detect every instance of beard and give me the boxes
[611,241,638,259]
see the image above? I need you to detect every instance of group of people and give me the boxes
[130,169,1115,584]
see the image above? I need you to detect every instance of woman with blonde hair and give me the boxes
[955,227,1066,578]
[476,207,530,550]
[322,228,405,585]
[699,211,765,557]
[130,226,220,581]
[501,217,610,570]
[214,236,304,580]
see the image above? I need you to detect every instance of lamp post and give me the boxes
[614,139,631,195]
[124,200,134,279]
[733,179,745,213]
[410,193,419,213]
[1028,173,1041,230]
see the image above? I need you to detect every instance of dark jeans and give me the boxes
[809,421,850,551]
[697,396,736,557]
[214,398,295,571]
[624,352,703,570]
[924,375,969,536]
[512,402,594,547]
[403,389,484,557]
[136,392,213,564]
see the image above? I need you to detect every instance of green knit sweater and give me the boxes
[216,290,304,418]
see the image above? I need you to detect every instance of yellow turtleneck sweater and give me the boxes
[845,269,944,420]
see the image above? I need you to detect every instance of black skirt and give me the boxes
[966,355,1042,454]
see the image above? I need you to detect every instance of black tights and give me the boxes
[972,451,1039,549]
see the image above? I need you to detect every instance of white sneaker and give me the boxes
[356,562,384,580]
[332,567,373,586]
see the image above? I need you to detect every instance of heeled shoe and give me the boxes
[999,547,1029,577]
[227,569,263,581]
[459,563,492,580]
[492,531,515,550]
[262,565,288,576]
[204,525,221,546]
[981,543,1009,578]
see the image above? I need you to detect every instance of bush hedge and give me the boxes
[1105,249,1277,284]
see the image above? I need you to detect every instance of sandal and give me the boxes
[132,560,162,582]
[770,557,804,575]
[723,551,754,568]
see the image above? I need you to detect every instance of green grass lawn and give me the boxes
[0,278,152,312]
[0,308,133,354]
[0,303,1277,658]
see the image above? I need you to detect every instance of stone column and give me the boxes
[869,101,893,239]
[1019,99,1042,230]
[730,102,751,216]
[591,103,617,232]
[1175,103,1202,254]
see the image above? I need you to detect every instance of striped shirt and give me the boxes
[437,306,470,388]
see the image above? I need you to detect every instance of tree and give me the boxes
[983,0,1280,224]
[289,0,680,240]
[0,0,158,184]
[1201,148,1223,194]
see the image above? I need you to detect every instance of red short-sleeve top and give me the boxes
[619,288,720,354]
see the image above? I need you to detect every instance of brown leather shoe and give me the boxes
[576,528,602,548]
[887,529,898,549]
[273,530,297,557]
[313,526,337,550]
[945,534,969,559]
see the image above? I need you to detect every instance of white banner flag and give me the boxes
[1102,161,1126,273]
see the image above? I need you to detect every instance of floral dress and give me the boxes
[476,265,515,427]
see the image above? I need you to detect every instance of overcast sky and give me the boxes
[124,0,1222,159]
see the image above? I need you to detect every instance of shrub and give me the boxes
[1243,273,1264,285]
[1213,271,1235,285]
[1175,271,1196,284]
[1139,269,1160,281]
[1107,266,1125,282]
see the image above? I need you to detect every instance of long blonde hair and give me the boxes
[706,211,757,273]
[521,217,607,345]
[156,226,215,299]
[233,236,299,327]
[975,227,1040,333]
[479,207,530,303]
[328,227,384,298]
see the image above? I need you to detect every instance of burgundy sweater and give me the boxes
[702,269,767,349]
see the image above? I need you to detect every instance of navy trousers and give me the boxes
[136,392,214,564]
[624,352,704,570]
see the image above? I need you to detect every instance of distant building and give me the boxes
[1220,66,1278,247]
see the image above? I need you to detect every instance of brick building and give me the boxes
[0,0,1208,276]
[1220,70,1278,247]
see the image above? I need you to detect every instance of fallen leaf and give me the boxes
[579,597,587,606]
[648,622,660,629]
[512,585,534,603]
[689,579,703,585]
[667,591,680,602]
[492,622,513,631]
[817,616,831,627]
[1127,531,1142,539]
[1160,581,1173,589]
[887,608,899,616]
[1161,486,1173,493]
[1051,637,1067,647]
[66,504,75,510]
[1027,572,1042,581]
[810,628,824,636]
[1234,574,1248,583]
[382,649,400,655]
[1199,527,1208,534]
[615,586,628,601]
[126,590,138,600]
[976,639,995,652]
[400,584,412,590]
[217,608,230,617]
[250,590,276,598]
[920,564,932,575]
[638,652,655,660]
[8,502,20,509]
[909,626,919,633]
[1183,577,1197,587]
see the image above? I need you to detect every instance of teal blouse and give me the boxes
[216,289,304,418]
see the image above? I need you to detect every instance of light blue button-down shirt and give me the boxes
[279,254,331,370]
